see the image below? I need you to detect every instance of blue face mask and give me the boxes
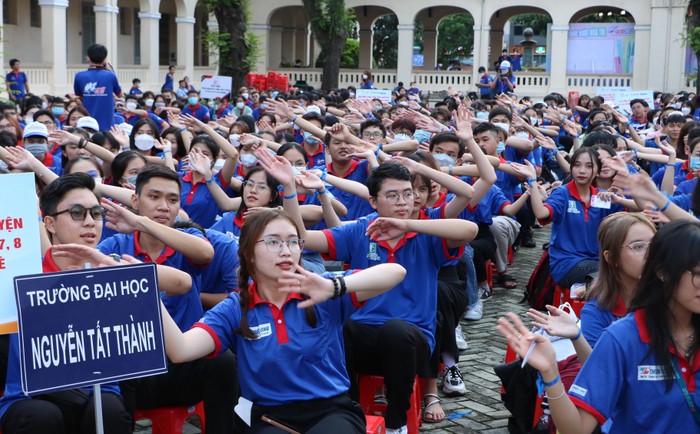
[496,141,506,155]
[52,107,64,116]
[691,157,700,171]
[476,111,489,120]
[303,131,319,145]
[413,129,431,144]
[188,97,199,106]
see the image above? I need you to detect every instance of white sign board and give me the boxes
[200,76,233,100]
[597,88,654,112]
[356,89,392,104]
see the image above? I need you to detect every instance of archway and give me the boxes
[268,6,310,69]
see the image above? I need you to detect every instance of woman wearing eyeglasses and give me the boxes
[499,219,700,433]
[161,208,406,433]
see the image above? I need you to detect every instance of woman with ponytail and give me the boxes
[160,208,406,433]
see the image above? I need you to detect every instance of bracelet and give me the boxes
[292,115,298,123]
[448,166,454,176]
[205,177,214,185]
[318,188,327,195]
[543,375,561,388]
[180,127,187,133]
[572,328,582,341]
[660,198,671,213]
[547,388,567,401]
[283,191,297,200]
[320,171,328,182]
[331,276,341,299]
[666,163,675,167]
[337,275,347,298]
[78,138,88,149]
[163,148,172,153]
[526,177,537,185]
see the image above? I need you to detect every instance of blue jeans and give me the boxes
[463,245,478,308]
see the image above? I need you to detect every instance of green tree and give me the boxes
[510,13,551,36]
[203,0,257,93]
[687,1,700,94]
[303,0,353,89]
[372,15,398,69]
[341,38,360,68]
[436,14,474,67]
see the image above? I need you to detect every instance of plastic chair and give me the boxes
[485,259,493,290]
[365,414,385,434]
[134,402,205,434]
[358,375,421,434]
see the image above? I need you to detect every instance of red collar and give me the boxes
[182,171,207,185]
[233,212,245,228]
[236,164,247,178]
[682,160,696,180]
[42,247,61,272]
[42,151,54,167]
[611,294,628,317]
[566,180,598,203]
[249,281,304,307]
[433,191,447,208]
[305,141,325,157]
[327,159,359,178]
[367,218,419,249]
[188,103,202,111]
[133,231,176,264]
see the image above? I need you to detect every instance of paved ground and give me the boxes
[136,227,550,434]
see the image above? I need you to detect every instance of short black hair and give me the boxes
[40,172,98,217]
[302,112,326,128]
[630,98,649,108]
[488,106,512,122]
[87,44,108,64]
[366,162,411,198]
[190,134,220,160]
[9,59,19,67]
[429,132,465,158]
[361,118,386,137]
[277,143,308,164]
[135,165,182,195]
[110,150,147,186]
[473,122,500,138]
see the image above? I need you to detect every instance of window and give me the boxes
[30,0,41,28]
[3,0,17,25]
[120,7,131,35]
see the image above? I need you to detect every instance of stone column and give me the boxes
[633,24,651,90]
[422,29,438,70]
[489,29,504,67]
[39,0,69,94]
[358,28,373,69]
[175,15,196,82]
[548,24,569,93]
[294,29,307,66]
[396,23,414,85]
[93,2,119,68]
[248,23,270,73]
[138,11,161,90]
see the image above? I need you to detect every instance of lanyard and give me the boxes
[671,356,700,432]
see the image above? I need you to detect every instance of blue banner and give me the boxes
[14,263,167,394]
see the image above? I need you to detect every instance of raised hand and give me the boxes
[527,305,580,339]
[188,147,212,178]
[254,147,295,186]
[295,170,325,191]
[102,198,143,233]
[496,312,557,373]
[278,264,335,308]
[365,217,409,241]
[453,105,473,142]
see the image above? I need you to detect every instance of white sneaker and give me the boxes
[442,365,467,396]
[386,426,408,434]
[455,324,468,351]
[464,299,483,321]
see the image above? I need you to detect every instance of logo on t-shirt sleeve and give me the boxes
[83,82,107,95]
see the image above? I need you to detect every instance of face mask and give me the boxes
[25,143,47,158]
[393,133,411,142]
[125,102,138,110]
[515,131,530,140]
[496,141,506,155]
[52,107,64,116]
[213,158,226,171]
[493,122,510,133]
[188,97,199,106]
[207,101,215,108]
[303,131,319,145]
[374,105,382,111]
[240,153,258,168]
[25,112,36,122]
[0,160,8,171]
[349,92,355,98]
[155,102,166,108]
[433,153,456,168]
[125,175,138,185]
[292,166,304,176]
[413,129,431,144]
[691,157,700,171]
[133,134,155,151]
[260,103,269,111]
[530,117,539,127]
[236,102,245,110]
[229,133,240,147]
[362,74,368,80]
[682,107,691,116]
[242,92,249,99]
[476,111,489,120]
[145,99,154,107]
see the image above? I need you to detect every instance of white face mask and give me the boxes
[133,134,155,151]
[144,99,154,107]
[236,102,245,110]
[239,153,258,167]
[362,74,368,80]
[515,131,530,140]
[213,158,226,171]
[126,102,138,110]
[493,122,510,133]
[229,134,240,147]
[393,133,411,142]
[433,153,456,168]
[155,102,166,108]
[476,111,489,120]
[529,117,539,127]
[349,92,355,98]
[292,166,304,176]
[682,107,691,116]
[242,93,249,100]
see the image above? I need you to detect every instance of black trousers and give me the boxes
[471,223,497,283]
[343,319,430,429]
[120,349,239,434]
[0,392,131,434]
[249,393,365,433]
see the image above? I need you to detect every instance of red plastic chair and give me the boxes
[486,259,494,290]
[134,402,205,434]
[358,375,421,434]
[365,414,385,434]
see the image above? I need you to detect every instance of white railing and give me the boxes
[412,71,472,91]
[566,75,633,95]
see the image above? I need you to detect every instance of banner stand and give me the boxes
[94,383,104,434]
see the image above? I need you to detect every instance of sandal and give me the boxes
[497,273,518,289]
[422,393,445,423]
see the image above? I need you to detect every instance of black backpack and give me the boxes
[522,245,556,310]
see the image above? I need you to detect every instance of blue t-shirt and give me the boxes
[580,296,626,348]
[200,229,239,298]
[540,182,623,283]
[325,160,374,221]
[73,67,122,131]
[479,74,494,98]
[494,75,516,94]
[209,211,243,242]
[5,71,28,100]
[180,170,228,229]
[651,160,691,188]
[182,103,210,123]
[675,178,698,197]
[569,310,700,433]
[194,274,363,406]
[163,73,174,91]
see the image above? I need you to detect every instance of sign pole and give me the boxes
[94,383,105,434]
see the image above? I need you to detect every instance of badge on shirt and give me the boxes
[567,200,581,214]
[637,365,671,381]
[247,323,272,340]
[591,195,612,209]
[367,242,381,261]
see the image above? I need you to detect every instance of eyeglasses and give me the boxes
[49,204,106,221]
[242,180,270,191]
[37,120,54,127]
[256,237,304,253]
[623,241,650,255]
[362,132,384,139]
[687,270,700,289]
[0,124,13,131]
[380,192,416,204]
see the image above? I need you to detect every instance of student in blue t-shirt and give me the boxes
[475,66,494,99]
[73,44,122,131]
[499,220,700,434]
[97,166,239,433]
[266,155,478,434]
[5,58,29,103]
[182,90,210,122]
[160,208,407,434]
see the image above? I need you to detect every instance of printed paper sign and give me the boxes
[200,75,233,99]
[356,89,392,103]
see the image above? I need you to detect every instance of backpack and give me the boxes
[522,245,556,310]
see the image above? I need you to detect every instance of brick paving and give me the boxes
[136,227,550,433]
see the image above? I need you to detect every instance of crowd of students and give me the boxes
[2,41,700,433]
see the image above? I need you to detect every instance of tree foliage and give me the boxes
[687,0,700,93]
[303,0,353,89]
[509,13,551,36]
[372,15,399,69]
[436,14,474,66]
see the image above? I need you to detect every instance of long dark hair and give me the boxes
[629,220,700,390]
[236,208,315,339]
[235,167,281,221]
